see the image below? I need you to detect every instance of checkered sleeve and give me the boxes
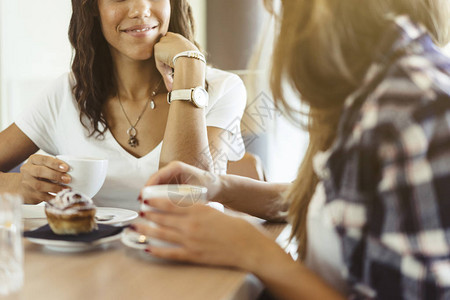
[349,93,450,299]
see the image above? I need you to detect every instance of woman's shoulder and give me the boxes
[362,52,450,132]
[205,66,245,93]
[42,72,75,99]
[29,72,77,114]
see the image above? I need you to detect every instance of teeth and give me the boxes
[132,28,150,33]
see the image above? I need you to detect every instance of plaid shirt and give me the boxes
[317,16,450,299]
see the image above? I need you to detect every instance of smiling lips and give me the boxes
[121,24,158,36]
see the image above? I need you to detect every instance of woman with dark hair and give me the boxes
[0,0,246,210]
[132,0,450,299]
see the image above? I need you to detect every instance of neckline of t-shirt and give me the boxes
[104,129,163,161]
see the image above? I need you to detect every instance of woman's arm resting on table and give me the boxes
[134,198,344,300]
[0,123,69,203]
[218,174,289,221]
[146,161,289,221]
[252,243,345,300]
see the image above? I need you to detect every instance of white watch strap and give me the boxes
[168,89,192,103]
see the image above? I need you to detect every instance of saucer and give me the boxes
[24,224,124,252]
[95,207,138,225]
[27,234,121,252]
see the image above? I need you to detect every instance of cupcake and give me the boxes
[45,189,97,235]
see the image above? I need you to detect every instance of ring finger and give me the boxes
[28,165,69,184]
[132,223,184,245]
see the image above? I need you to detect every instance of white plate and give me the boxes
[26,233,121,252]
[95,207,138,225]
[21,205,138,226]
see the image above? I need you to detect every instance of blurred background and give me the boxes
[1,0,448,182]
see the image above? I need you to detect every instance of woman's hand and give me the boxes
[133,197,285,272]
[154,32,202,91]
[134,198,345,300]
[145,161,222,202]
[19,154,70,204]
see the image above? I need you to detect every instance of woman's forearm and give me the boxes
[257,253,345,300]
[244,238,345,300]
[159,59,213,170]
[217,174,290,221]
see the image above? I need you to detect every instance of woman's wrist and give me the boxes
[173,51,206,66]
[235,225,294,277]
[214,173,231,204]
[172,58,205,90]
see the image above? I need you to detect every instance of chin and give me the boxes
[126,49,155,62]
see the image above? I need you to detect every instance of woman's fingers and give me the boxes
[18,154,70,204]
[140,210,186,231]
[154,32,198,66]
[145,161,186,186]
[133,223,183,245]
[147,246,194,262]
[134,203,270,269]
[155,60,174,92]
[29,154,69,172]
[142,197,191,214]
[34,192,55,203]
[22,175,66,194]
[25,164,70,184]
[22,189,56,204]
[144,161,206,188]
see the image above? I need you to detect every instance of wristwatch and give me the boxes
[167,86,209,108]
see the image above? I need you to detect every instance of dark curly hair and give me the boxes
[69,0,200,137]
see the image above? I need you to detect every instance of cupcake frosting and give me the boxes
[45,189,95,215]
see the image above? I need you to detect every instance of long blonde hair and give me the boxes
[266,0,450,260]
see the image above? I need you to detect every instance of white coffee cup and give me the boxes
[56,155,108,198]
[139,184,207,247]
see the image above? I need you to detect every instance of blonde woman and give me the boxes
[132,0,450,299]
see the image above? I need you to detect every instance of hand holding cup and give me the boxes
[19,154,70,204]
[56,155,108,198]
[137,184,208,248]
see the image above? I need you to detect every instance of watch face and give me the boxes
[192,87,208,108]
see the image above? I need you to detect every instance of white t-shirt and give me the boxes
[305,182,349,295]
[15,67,246,211]
[305,151,349,295]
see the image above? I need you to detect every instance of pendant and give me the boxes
[150,99,155,110]
[128,136,138,148]
[127,126,139,148]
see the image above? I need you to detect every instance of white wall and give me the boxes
[0,0,4,127]
[0,0,72,130]
[189,0,206,49]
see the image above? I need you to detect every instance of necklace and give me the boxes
[117,79,162,148]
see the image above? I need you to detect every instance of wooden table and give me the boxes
[8,220,286,300]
